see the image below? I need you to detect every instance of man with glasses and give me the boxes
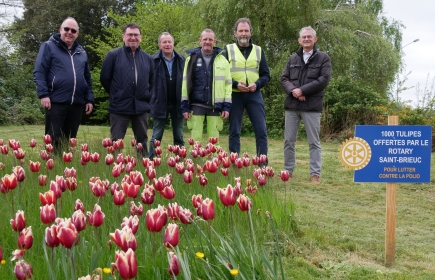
[100,23,154,158]
[34,17,94,155]
[148,32,185,159]
[281,26,331,183]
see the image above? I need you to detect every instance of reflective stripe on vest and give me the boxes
[227,43,261,91]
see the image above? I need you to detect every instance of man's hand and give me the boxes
[41,97,51,110]
[85,103,93,115]
[237,81,249,92]
[221,111,229,120]
[247,83,257,92]
[292,88,303,98]
[183,112,190,120]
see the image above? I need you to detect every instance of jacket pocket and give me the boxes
[289,64,300,80]
[307,64,321,78]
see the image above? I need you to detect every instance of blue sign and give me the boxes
[353,125,432,182]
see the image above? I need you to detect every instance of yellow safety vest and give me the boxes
[226,43,261,92]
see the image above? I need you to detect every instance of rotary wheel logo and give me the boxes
[339,137,371,170]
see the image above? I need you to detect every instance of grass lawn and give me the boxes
[1,124,434,279]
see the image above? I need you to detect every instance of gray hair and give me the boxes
[158,32,174,44]
[299,26,316,37]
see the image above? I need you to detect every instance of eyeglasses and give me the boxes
[300,35,313,39]
[63,27,78,34]
[125,33,141,38]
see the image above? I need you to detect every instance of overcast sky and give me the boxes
[382,0,435,106]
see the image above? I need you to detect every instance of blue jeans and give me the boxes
[229,91,268,158]
[149,105,184,159]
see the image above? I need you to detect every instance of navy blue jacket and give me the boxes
[150,50,185,118]
[100,45,154,115]
[33,34,94,105]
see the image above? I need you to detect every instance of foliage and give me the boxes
[0,128,293,279]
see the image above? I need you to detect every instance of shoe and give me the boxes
[311,175,320,183]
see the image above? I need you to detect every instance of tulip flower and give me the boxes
[183,170,193,184]
[37,174,48,187]
[230,152,238,163]
[146,205,168,232]
[110,227,137,252]
[251,155,259,166]
[87,204,105,227]
[45,143,54,153]
[9,139,21,150]
[121,181,139,199]
[0,139,4,145]
[43,134,52,144]
[164,223,179,248]
[257,174,267,186]
[49,180,62,199]
[221,167,229,177]
[71,210,87,232]
[206,143,217,154]
[40,204,56,224]
[234,158,244,169]
[56,218,79,248]
[74,199,85,212]
[178,147,187,158]
[81,143,89,152]
[168,251,181,276]
[197,173,208,187]
[63,167,77,178]
[14,259,33,280]
[11,210,26,232]
[280,170,291,181]
[90,152,100,163]
[17,226,33,250]
[113,189,126,206]
[141,184,155,205]
[160,184,176,200]
[204,159,218,173]
[237,194,252,212]
[113,139,124,150]
[217,185,237,207]
[112,162,123,178]
[11,249,25,261]
[154,146,163,157]
[2,173,18,191]
[81,151,91,163]
[246,185,258,195]
[28,139,36,148]
[191,194,203,209]
[105,153,114,165]
[177,206,193,224]
[201,198,215,220]
[46,158,54,170]
[67,138,76,147]
[65,177,78,191]
[102,138,112,147]
[0,145,8,155]
[90,178,107,197]
[129,170,144,186]
[62,152,73,163]
[145,166,156,180]
[29,161,42,176]
[264,166,275,178]
[55,175,67,192]
[44,224,60,248]
[121,215,139,235]
[12,166,26,182]
[168,202,179,221]
[39,190,56,206]
[129,201,144,216]
[112,249,138,280]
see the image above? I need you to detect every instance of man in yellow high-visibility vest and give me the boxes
[225,18,270,165]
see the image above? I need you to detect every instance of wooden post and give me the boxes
[385,116,398,265]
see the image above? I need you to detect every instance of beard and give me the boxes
[238,37,249,45]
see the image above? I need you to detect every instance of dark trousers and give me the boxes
[45,103,84,154]
[110,112,149,157]
[229,91,268,158]
[149,105,185,159]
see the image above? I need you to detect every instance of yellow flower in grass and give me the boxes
[103,267,111,274]
[1,260,6,265]
[196,252,205,259]
[230,269,239,276]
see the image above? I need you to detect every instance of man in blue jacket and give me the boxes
[34,17,94,154]
[100,23,154,158]
[149,32,185,159]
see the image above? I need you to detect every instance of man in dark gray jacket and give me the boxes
[281,26,331,183]
[100,23,154,158]
[149,32,185,159]
[34,17,94,154]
